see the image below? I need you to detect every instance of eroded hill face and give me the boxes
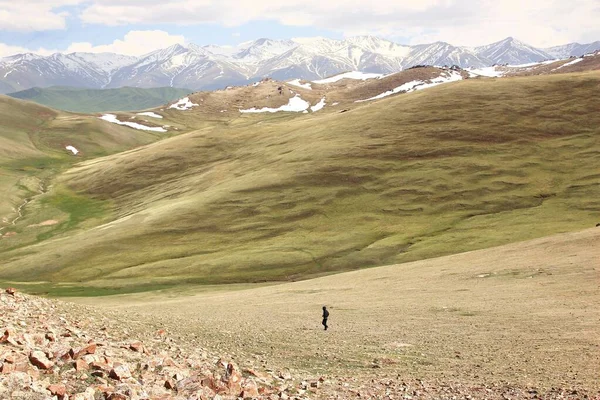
[0,70,598,294]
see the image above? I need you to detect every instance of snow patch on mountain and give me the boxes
[556,58,583,69]
[356,71,463,102]
[287,79,312,90]
[240,95,310,113]
[65,146,79,155]
[310,97,326,112]
[137,112,163,119]
[99,114,167,132]
[313,71,384,84]
[169,97,198,111]
[467,67,504,77]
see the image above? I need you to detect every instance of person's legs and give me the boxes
[322,318,328,330]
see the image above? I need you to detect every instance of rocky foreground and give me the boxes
[0,288,318,400]
[2,287,598,400]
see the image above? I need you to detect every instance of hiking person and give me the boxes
[322,306,329,330]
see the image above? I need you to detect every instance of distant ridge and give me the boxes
[7,86,193,113]
[0,36,599,93]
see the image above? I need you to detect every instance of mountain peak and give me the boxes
[253,38,271,46]
[166,43,188,52]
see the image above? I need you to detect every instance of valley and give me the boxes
[0,55,599,399]
[0,63,599,295]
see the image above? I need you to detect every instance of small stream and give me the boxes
[0,180,47,234]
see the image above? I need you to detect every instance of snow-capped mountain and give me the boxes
[74,53,138,75]
[106,44,250,90]
[0,36,597,94]
[406,42,490,68]
[229,38,297,64]
[0,53,113,93]
[475,37,552,65]
[543,41,600,59]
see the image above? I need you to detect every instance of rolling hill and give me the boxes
[7,86,193,113]
[0,68,598,295]
[0,95,170,244]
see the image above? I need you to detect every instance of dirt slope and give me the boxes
[71,227,600,398]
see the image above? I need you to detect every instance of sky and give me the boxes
[0,0,598,57]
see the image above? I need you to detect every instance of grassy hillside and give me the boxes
[7,86,192,113]
[0,95,168,241]
[1,72,599,294]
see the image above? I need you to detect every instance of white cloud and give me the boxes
[77,0,600,47]
[0,30,184,58]
[66,30,185,56]
[0,0,82,31]
[0,43,57,58]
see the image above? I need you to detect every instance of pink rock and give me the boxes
[129,341,144,353]
[69,343,96,359]
[29,350,54,370]
[109,364,132,381]
[107,393,128,400]
[164,378,176,390]
[74,359,89,371]
[47,383,67,397]
[1,328,18,346]
[240,378,259,398]
[223,363,242,394]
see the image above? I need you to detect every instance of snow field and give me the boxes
[287,79,312,90]
[137,112,163,119]
[313,71,383,84]
[240,95,310,113]
[356,71,463,102]
[65,146,79,155]
[99,114,167,132]
[310,97,326,112]
[169,97,199,111]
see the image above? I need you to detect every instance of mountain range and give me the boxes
[1,36,598,94]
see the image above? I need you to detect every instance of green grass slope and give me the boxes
[0,95,169,242]
[1,72,599,294]
[7,86,193,113]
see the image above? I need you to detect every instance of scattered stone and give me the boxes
[129,341,144,353]
[29,350,54,369]
[241,378,259,397]
[107,393,128,400]
[47,383,67,397]
[70,343,97,359]
[109,364,132,381]
[3,287,597,400]
[164,378,176,390]
[74,358,89,371]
